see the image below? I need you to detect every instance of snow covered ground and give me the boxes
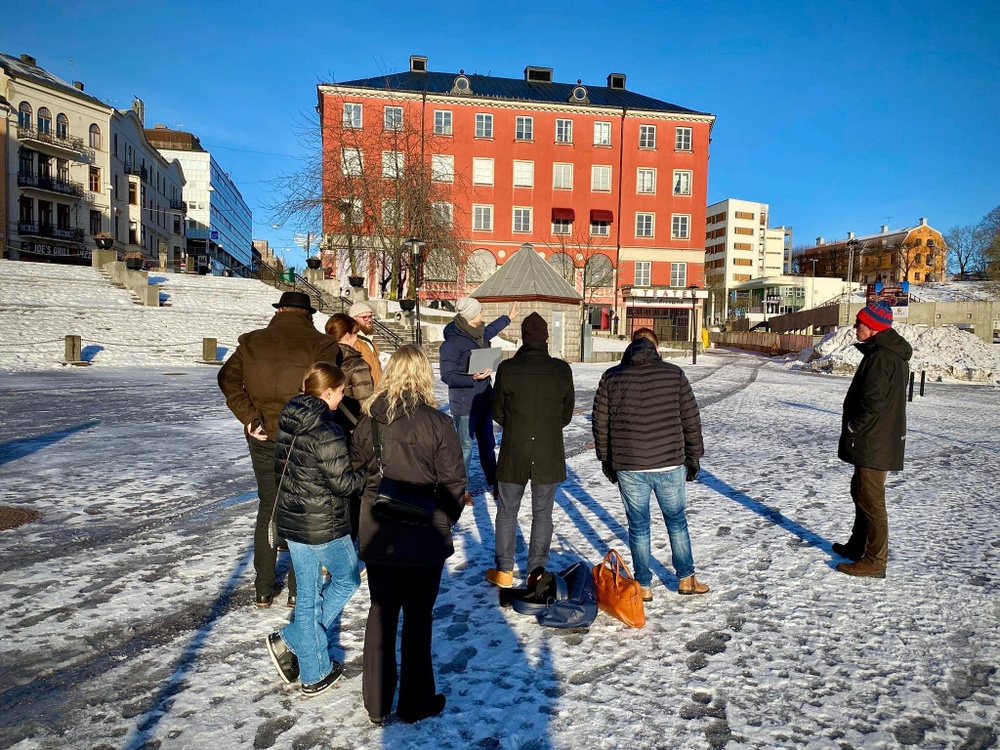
[1,262,998,749]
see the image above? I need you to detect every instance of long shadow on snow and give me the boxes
[0,421,99,467]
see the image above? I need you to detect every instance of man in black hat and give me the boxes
[219,291,339,608]
[486,312,574,589]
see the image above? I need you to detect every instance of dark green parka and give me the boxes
[838,327,912,471]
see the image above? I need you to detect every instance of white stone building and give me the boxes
[704,198,792,322]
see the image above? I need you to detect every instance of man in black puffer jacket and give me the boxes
[834,300,911,578]
[593,328,707,600]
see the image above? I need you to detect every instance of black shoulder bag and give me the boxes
[371,419,438,525]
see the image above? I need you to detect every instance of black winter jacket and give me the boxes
[274,394,366,545]
[493,342,575,484]
[350,395,466,567]
[592,338,704,471]
[838,327,911,471]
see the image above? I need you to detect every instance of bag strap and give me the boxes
[371,418,384,475]
[338,402,358,427]
[267,435,297,546]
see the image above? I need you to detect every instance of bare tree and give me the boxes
[541,226,614,302]
[977,205,1000,278]
[943,224,986,277]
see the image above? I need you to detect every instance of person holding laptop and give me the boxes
[439,297,518,505]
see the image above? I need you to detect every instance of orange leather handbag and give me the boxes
[592,549,646,628]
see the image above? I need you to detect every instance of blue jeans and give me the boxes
[617,466,695,587]
[453,411,497,487]
[279,535,360,685]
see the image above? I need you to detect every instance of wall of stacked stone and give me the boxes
[479,299,583,363]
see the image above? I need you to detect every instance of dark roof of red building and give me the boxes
[330,70,710,116]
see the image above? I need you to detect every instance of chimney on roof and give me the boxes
[817,236,824,245]
[73,81,85,91]
[880,225,888,233]
[847,231,855,240]
[154,123,167,129]
[132,97,145,126]
[409,55,427,73]
[607,73,627,90]
[919,217,927,226]
[20,54,37,66]
[524,66,553,83]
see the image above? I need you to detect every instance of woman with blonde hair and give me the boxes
[350,344,466,724]
[265,361,366,697]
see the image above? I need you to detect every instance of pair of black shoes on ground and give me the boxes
[371,693,446,725]
[266,632,343,697]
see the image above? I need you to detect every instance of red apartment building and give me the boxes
[318,56,714,337]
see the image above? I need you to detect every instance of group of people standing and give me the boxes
[218,289,909,723]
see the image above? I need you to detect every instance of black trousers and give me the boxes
[363,561,444,720]
[247,437,295,597]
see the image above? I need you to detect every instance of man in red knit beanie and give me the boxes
[834,300,912,577]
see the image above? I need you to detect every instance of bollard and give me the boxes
[202,337,218,362]
[65,335,82,362]
[919,370,925,397]
[908,372,915,402]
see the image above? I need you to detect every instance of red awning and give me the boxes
[590,209,614,223]
[551,208,575,221]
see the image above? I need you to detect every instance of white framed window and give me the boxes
[475,113,493,138]
[555,118,573,144]
[675,126,692,151]
[341,147,363,176]
[671,262,688,287]
[591,165,611,192]
[636,212,655,238]
[384,106,403,131]
[594,121,611,146]
[552,218,572,235]
[473,204,493,231]
[672,214,691,239]
[637,168,656,194]
[590,221,610,237]
[513,207,532,233]
[431,154,454,183]
[472,157,494,185]
[513,160,534,188]
[432,201,453,228]
[673,170,692,196]
[382,199,402,225]
[635,261,651,287]
[515,116,533,141]
[434,110,452,135]
[339,197,362,225]
[639,124,656,149]
[553,163,573,190]
[343,103,362,129]
[381,151,404,179]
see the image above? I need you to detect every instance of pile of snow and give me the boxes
[795,323,1000,382]
[909,280,1000,303]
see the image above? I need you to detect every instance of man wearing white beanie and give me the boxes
[349,301,382,385]
[440,296,518,504]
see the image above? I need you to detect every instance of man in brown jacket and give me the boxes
[218,291,340,608]
[350,301,382,385]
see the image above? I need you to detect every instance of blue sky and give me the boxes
[6,0,999,271]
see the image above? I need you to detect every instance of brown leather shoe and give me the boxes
[640,586,653,602]
[836,560,886,578]
[463,491,474,507]
[677,575,710,595]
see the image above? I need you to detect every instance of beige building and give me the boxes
[111,102,186,269]
[704,198,792,322]
[798,218,946,286]
[1,51,113,265]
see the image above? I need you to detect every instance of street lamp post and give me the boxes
[688,284,699,365]
[404,238,426,346]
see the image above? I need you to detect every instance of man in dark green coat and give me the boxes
[835,300,912,578]
[485,313,574,588]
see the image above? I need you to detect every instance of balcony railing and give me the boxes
[124,162,148,180]
[17,221,85,242]
[16,125,86,154]
[169,198,187,211]
[17,171,85,198]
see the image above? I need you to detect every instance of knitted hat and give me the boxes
[455,296,482,320]
[521,312,548,343]
[856,300,893,332]
[272,291,316,314]
[348,301,374,318]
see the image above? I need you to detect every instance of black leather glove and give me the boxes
[601,461,618,484]
[685,459,700,482]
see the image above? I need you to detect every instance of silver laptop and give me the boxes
[466,347,502,375]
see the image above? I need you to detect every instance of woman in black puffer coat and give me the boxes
[265,362,366,698]
[350,344,466,724]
